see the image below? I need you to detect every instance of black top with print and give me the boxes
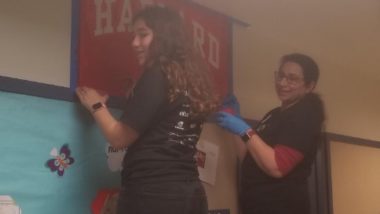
[120,66,203,184]
[241,94,324,203]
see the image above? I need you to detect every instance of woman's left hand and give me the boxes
[76,86,109,112]
[215,112,251,136]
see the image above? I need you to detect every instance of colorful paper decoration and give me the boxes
[46,144,75,176]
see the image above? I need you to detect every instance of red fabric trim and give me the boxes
[91,189,119,214]
[274,144,304,175]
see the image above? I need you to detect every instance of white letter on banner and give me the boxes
[139,0,154,7]
[208,33,220,69]
[117,0,132,32]
[94,0,115,36]
[192,21,206,59]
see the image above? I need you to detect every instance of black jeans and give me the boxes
[117,180,208,214]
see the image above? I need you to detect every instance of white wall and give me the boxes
[0,0,72,87]
[193,0,380,142]
[330,141,380,214]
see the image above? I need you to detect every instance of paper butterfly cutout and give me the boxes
[46,144,75,176]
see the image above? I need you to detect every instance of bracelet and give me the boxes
[241,129,257,143]
[91,102,106,114]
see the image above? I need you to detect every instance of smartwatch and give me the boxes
[92,102,106,113]
[241,129,256,143]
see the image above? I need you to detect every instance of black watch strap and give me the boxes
[241,129,256,143]
[92,102,106,113]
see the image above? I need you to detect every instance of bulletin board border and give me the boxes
[0,76,75,102]
[70,0,80,91]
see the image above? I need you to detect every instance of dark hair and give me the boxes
[280,53,325,122]
[279,53,319,86]
[132,6,219,117]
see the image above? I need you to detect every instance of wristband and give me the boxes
[241,129,256,143]
[92,102,106,114]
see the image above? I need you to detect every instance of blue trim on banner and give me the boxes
[228,19,234,94]
[70,0,80,91]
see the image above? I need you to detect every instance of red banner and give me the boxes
[78,0,231,96]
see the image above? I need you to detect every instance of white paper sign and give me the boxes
[0,196,21,214]
[196,140,219,185]
[105,144,127,172]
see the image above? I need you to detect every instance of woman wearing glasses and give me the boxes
[216,53,325,214]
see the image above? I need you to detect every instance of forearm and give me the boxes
[92,107,138,149]
[245,134,283,178]
[215,111,282,176]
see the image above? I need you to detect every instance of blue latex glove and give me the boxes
[220,94,240,116]
[216,112,251,136]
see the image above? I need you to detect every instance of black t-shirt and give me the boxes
[120,66,203,184]
[241,94,324,202]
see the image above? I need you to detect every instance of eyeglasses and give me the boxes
[274,71,304,86]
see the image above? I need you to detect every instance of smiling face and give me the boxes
[275,61,315,109]
[131,19,154,65]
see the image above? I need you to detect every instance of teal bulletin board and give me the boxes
[0,91,120,213]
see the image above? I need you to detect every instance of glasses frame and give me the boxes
[274,70,305,86]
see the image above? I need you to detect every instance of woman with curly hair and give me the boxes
[76,5,219,214]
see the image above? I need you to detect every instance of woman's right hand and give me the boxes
[75,86,109,112]
[220,94,241,116]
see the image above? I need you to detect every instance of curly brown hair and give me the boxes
[132,5,220,118]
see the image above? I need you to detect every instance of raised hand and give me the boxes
[76,86,109,112]
[220,94,241,116]
[215,112,250,136]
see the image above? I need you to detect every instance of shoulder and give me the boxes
[140,66,166,82]
[288,93,325,126]
[262,106,280,118]
[134,66,168,91]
